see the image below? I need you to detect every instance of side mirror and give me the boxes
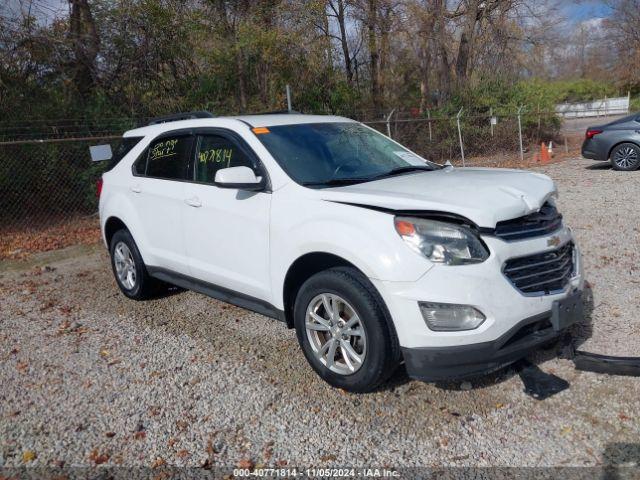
[89,144,113,162]
[214,166,264,191]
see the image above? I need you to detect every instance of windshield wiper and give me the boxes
[366,165,435,181]
[301,177,372,187]
[302,165,436,188]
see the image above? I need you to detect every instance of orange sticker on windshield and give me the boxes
[252,127,270,135]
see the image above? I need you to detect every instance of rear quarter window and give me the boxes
[107,136,143,171]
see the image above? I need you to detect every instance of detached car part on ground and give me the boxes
[581,112,640,171]
[94,111,591,393]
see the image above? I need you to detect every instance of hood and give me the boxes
[320,167,557,228]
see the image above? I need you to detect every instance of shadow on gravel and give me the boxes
[406,283,596,396]
[602,443,640,479]
[586,162,612,170]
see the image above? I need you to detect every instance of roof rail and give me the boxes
[249,109,302,115]
[147,111,215,126]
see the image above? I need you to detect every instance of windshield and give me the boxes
[255,122,440,187]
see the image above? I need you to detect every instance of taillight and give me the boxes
[585,129,602,139]
[96,178,103,198]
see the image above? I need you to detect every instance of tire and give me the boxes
[293,267,400,393]
[610,143,640,171]
[109,229,159,300]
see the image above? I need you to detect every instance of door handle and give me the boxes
[130,185,141,193]
[184,197,202,208]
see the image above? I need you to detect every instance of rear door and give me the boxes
[182,129,272,301]
[130,131,193,273]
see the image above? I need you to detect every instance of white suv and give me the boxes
[98,111,584,392]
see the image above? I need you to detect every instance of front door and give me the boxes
[182,131,272,302]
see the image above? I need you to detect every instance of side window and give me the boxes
[194,134,254,184]
[133,152,146,175]
[107,136,143,172]
[142,135,192,180]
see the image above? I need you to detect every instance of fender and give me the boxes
[269,197,434,309]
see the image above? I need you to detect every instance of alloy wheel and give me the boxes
[113,241,137,290]
[305,293,367,375]
[613,146,638,169]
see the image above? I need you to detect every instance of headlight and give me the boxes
[394,216,489,265]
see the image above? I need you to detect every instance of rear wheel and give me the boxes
[610,143,640,171]
[109,229,159,300]
[293,267,400,392]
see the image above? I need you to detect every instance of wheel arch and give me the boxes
[282,252,354,328]
[608,140,640,160]
[104,216,129,248]
[281,251,398,337]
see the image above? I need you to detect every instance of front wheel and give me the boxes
[293,267,400,392]
[611,143,640,171]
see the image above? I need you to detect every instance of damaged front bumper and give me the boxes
[402,291,583,382]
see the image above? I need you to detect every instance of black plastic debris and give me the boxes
[518,360,569,400]
[559,333,640,377]
[573,350,640,376]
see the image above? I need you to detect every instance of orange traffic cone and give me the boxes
[540,142,550,164]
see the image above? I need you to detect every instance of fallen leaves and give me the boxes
[57,321,88,336]
[175,419,189,431]
[262,441,274,462]
[88,448,110,465]
[236,458,254,469]
[22,450,37,462]
[0,216,101,261]
[99,348,120,366]
[133,421,146,440]
[176,449,190,459]
[40,299,57,312]
[16,361,29,374]
[319,454,337,462]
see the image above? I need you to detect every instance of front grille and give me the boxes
[494,202,563,241]
[503,242,575,295]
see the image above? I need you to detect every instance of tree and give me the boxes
[604,0,640,90]
[68,0,100,97]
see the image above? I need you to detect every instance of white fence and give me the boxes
[556,95,630,118]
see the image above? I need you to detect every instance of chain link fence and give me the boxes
[0,137,120,259]
[0,109,591,259]
[364,109,572,164]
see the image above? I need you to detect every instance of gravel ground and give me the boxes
[1,157,639,471]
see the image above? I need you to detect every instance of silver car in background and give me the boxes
[581,112,640,171]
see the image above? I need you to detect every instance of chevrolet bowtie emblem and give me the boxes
[547,235,561,247]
